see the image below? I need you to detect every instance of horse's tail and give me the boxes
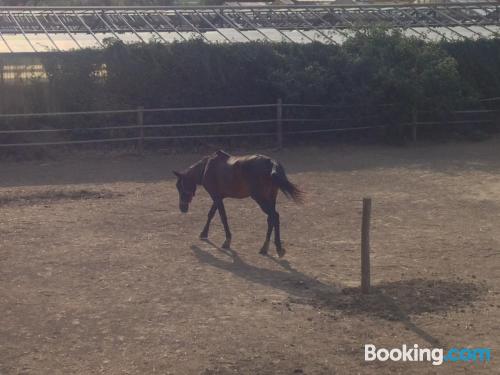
[271,162,304,204]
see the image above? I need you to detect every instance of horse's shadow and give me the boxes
[191,242,486,347]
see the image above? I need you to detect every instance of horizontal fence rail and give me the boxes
[0,119,277,134]
[0,99,498,150]
[0,103,277,119]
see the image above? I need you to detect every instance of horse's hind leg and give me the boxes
[260,208,284,258]
[260,214,274,255]
[268,190,285,257]
[200,202,217,240]
[273,211,285,258]
[215,199,232,249]
[254,198,274,256]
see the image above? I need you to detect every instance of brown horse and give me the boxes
[173,150,303,257]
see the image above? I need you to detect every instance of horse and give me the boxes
[173,150,303,257]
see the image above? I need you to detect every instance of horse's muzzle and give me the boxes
[179,203,189,213]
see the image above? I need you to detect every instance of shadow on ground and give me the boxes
[2,138,500,187]
[191,243,486,346]
[0,189,122,207]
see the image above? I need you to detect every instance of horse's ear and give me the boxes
[173,170,182,178]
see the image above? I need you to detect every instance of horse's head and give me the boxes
[173,171,197,213]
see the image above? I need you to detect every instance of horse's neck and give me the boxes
[187,158,207,185]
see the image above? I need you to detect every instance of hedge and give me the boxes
[1,29,499,150]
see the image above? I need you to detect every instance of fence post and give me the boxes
[276,98,283,150]
[411,107,418,143]
[0,60,4,86]
[361,197,372,294]
[137,106,144,155]
[0,61,4,114]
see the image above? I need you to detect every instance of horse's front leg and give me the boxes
[215,199,232,249]
[200,202,217,240]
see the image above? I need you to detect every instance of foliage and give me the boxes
[41,50,106,112]
[31,30,471,114]
[442,38,500,100]
[1,29,498,149]
[342,29,465,113]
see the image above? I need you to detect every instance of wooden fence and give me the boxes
[0,98,498,151]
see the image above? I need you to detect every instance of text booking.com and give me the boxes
[365,344,491,366]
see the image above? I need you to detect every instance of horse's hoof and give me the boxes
[259,242,269,255]
[277,247,286,258]
[222,240,231,249]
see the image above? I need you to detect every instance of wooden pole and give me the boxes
[276,98,283,150]
[0,60,4,114]
[137,106,144,155]
[411,107,418,143]
[361,197,372,294]
[0,59,4,87]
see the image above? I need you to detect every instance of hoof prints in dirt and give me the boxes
[0,189,122,207]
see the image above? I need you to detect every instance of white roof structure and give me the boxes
[0,2,498,53]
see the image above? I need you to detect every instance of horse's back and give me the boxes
[203,151,275,199]
[210,151,273,174]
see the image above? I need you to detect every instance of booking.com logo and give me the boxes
[365,344,492,366]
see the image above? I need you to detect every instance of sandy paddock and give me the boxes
[1,139,499,374]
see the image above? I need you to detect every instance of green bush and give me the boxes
[1,29,498,150]
[31,32,476,116]
[443,38,500,100]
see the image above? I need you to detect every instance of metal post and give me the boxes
[361,197,372,294]
[276,98,283,150]
[137,106,144,155]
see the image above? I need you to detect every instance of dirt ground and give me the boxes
[1,138,499,374]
